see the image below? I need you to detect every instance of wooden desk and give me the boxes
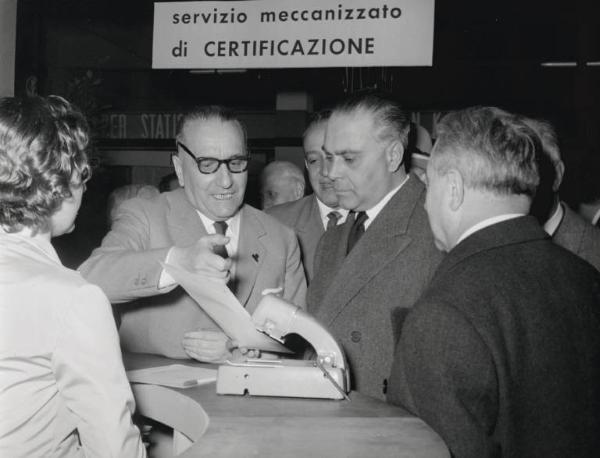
[124,353,449,458]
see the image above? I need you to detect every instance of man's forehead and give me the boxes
[183,118,244,154]
[184,117,242,139]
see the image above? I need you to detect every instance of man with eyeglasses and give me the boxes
[80,105,307,362]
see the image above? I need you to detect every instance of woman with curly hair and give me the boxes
[0,95,145,457]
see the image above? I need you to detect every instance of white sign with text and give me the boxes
[153,0,435,69]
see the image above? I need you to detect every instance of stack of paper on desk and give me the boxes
[163,263,290,353]
[126,364,217,389]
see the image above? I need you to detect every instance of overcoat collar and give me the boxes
[434,215,548,280]
[318,176,425,325]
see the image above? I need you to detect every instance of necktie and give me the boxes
[346,211,368,254]
[326,210,341,230]
[213,221,229,258]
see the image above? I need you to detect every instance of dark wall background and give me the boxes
[13,0,600,265]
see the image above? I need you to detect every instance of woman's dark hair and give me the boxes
[0,95,90,232]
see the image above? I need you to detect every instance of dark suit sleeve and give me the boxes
[389,301,500,458]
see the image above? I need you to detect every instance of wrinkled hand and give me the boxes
[170,234,232,281]
[183,329,231,362]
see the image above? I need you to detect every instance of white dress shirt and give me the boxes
[315,198,349,230]
[543,202,565,236]
[363,175,410,230]
[0,230,145,457]
[592,208,600,226]
[160,210,241,287]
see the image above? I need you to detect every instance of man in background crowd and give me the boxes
[405,122,433,183]
[260,160,305,209]
[267,110,349,281]
[80,105,306,362]
[307,92,442,400]
[106,184,159,225]
[578,154,600,227]
[388,106,600,457]
[525,117,600,271]
[158,172,180,193]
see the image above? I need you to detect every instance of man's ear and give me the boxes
[446,169,464,211]
[294,181,306,199]
[171,154,185,188]
[386,141,404,172]
[553,160,565,192]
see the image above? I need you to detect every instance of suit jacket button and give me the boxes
[350,331,361,343]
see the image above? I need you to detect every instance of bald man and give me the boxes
[260,161,305,210]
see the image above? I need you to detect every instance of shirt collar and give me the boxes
[197,210,241,237]
[593,208,600,226]
[363,175,410,230]
[316,198,349,230]
[543,202,564,236]
[456,213,525,246]
[0,227,61,263]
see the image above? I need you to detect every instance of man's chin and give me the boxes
[317,191,340,208]
[210,202,243,219]
[335,195,357,211]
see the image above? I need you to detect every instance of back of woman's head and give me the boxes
[0,95,90,233]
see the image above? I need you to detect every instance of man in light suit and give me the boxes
[267,111,349,281]
[80,106,306,362]
[388,107,600,457]
[525,117,600,271]
[307,93,442,400]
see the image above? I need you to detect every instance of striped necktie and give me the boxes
[346,211,368,254]
[326,210,341,230]
[213,221,229,258]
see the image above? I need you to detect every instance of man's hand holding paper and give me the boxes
[170,234,232,281]
[164,264,290,356]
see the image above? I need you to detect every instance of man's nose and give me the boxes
[324,157,339,179]
[216,163,233,188]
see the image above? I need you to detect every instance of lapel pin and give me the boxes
[252,253,259,262]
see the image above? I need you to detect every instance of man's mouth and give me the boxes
[213,192,235,200]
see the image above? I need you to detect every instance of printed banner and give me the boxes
[153,0,435,69]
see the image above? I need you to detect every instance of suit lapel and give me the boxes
[167,190,207,245]
[296,196,325,278]
[317,177,424,326]
[296,195,324,240]
[167,197,263,306]
[235,206,266,307]
[553,204,583,255]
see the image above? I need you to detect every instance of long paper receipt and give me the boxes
[127,364,217,388]
[163,263,290,353]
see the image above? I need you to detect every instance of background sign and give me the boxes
[153,0,435,69]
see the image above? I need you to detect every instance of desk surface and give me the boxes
[125,353,449,458]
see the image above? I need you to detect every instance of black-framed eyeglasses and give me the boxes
[176,141,249,174]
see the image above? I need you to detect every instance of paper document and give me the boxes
[127,364,217,388]
[163,263,290,353]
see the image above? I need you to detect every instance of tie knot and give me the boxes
[326,211,341,230]
[354,211,368,226]
[213,221,228,235]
